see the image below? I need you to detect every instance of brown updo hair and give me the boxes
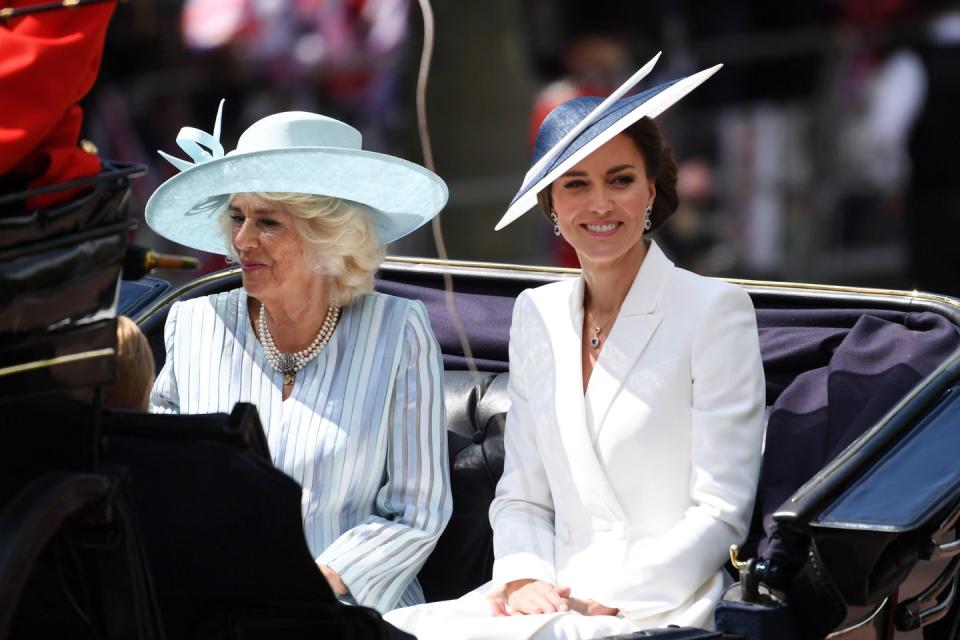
[536,116,679,233]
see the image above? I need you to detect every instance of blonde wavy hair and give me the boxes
[221,192,386,307]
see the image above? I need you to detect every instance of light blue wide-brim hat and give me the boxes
[145,101,449,254]
[496,53,721,230]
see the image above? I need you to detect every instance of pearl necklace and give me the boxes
[258,303,341,385]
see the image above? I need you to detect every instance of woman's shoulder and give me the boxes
[174,287,244,311]
[521,278,577,312]
[665,265,753,311]
[345,292,439,354]
[169,288,246,328]
[351,290,421,315]
[173,286,242,306]
[347,291,430,333]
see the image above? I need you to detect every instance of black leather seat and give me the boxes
[417,371,509,602]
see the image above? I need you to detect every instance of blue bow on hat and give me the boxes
[157,99,226,173]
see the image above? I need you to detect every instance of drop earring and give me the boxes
[550,211,561,237]
[644,205,653,231]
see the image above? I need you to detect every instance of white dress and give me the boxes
[385,242,765,639]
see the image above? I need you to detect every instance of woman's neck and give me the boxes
[580,240,648,315]
[254,281,332,352]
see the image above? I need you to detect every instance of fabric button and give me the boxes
[557,523,571,544]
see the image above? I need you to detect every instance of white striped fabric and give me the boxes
[150,287,452,612]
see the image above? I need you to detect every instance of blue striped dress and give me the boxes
[149,287,452,612]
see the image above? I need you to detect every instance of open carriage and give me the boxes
[3,0,960,635]
[1,162,959,640]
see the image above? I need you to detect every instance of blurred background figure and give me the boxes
[809,0,921,286]
[527,32,632,148]
[658,157,726,276]
[181,0,411,151]
[103,316,156,412]
[904,2,960,296]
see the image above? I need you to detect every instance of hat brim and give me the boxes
[495,64,722,231]
[145,147,448,254]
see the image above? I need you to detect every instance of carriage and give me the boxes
[1,163,958,640]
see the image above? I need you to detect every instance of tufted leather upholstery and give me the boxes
[417,371,509,602]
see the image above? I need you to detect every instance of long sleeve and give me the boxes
[606,285,765,618]
[316,301,451,613]
[149,301,181,414]
[489,292,558,589]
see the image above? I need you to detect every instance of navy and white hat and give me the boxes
[496,53,721,230]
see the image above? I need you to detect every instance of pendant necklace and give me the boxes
[587,309,616,350]
[258,303,341,386]
[589,325,603,349]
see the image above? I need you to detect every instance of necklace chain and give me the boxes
[258,303,341,384]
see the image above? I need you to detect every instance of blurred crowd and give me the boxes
[82,0,414,279]
[78,0,960,294]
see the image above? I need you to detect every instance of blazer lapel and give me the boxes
[588,241,673,434]
[540,277,626,522]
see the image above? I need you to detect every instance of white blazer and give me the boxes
[490,241,766,629]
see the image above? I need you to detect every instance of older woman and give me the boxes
[386,55,765,639]
[144,105,452,613]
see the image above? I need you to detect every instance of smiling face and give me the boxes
[549,133,656,267]
[227,193,318,304]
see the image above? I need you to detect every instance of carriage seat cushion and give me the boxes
[417,370,508,602]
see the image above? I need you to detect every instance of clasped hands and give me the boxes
[490,579,619,617]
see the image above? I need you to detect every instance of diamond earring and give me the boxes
[644,205,653,231]
[550,211,561,237]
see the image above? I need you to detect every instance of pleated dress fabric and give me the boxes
[150,287,452,613]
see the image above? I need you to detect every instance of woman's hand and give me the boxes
[490,579,572,616]
[318,563,349,596]
[566,597,619,617]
